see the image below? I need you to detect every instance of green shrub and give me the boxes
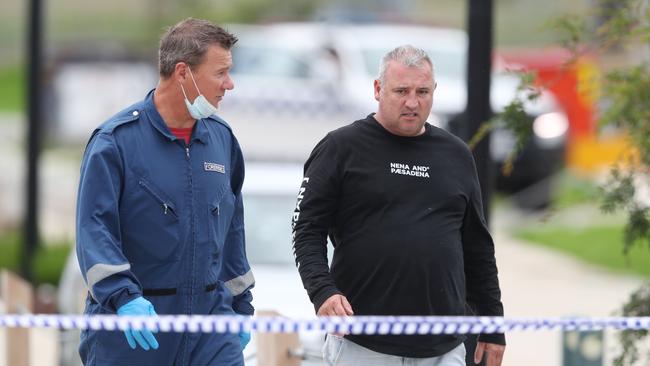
[0,65,24,112]
[0,230,72,285]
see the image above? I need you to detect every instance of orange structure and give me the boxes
[500,48,634,174]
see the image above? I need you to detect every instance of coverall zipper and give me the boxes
[138,180,177,218]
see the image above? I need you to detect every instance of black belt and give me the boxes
[143,283,219,296]
[88,283,219,303]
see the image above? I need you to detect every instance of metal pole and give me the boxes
[22,0,43,282]
[466,0,494,222]
[464,0,493,364]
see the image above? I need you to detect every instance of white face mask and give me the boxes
[180,68,218,120]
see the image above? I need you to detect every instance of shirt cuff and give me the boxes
[478,332,506,345]
[312,287,343,314]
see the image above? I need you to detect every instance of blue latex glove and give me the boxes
[239,331,251,350]
[116,297,160,350]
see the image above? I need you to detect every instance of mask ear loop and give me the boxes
[187,68,202,94]
[180,82,191,101]
[179,66,200,101]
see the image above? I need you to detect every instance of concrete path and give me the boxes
[493,210,644,366]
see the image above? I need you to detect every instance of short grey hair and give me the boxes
[158,18,238,78]
[377,45,434,84]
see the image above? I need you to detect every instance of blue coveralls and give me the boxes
[76,90,254,365]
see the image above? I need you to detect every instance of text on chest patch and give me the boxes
[204,162,225,173]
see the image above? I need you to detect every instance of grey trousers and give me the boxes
[322,334,466,366]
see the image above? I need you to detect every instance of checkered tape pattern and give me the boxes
[1,315,649,334]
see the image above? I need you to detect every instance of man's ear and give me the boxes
[174,62,189,83]
[374,79,381,101]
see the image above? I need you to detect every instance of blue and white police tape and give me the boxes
[1,315,650,334]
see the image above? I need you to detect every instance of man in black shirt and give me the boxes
[292,45,505,365]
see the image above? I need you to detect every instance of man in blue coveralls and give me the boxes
[75,18,254,365]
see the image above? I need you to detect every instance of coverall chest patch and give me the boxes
[204,162,226,173]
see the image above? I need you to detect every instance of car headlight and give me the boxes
[533,112,569,139]
[533,112,569,148]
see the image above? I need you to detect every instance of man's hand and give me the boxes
[317,294,354,316]
[474,342,505,366]
[239,331,251,350]
[117,297,160,351]
[318,294,354,336]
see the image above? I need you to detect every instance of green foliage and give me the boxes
[546,14,589,53]
[624,207,650,254]
[469,70,539,176]
[493,99,532,176]
[602,65,650,164]
[588,0,650,287]
[0,232,21,269]
[533,0,650,363]
[491,0,650,361]
[500,99,534,152]
[615,282,650,366]
[600,165,636,214]
[598,165,650,256]
[0,64,24,112]
[594,0,648,44]
[0,231,72,285]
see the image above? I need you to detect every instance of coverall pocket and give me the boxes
[95,330,139,361]
[208,184,235,254]
[123,179,181,263]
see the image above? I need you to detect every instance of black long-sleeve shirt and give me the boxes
[292,114,504,358]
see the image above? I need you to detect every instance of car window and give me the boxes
[361,48,466,80]
[244,193,297,265]
[232,46,311,79]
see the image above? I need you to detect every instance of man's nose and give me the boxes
[223,74,235,90]
[404,92,418,108]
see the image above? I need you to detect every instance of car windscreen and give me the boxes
[231,46,311,78]
[361,48,466,81]
[243,193,297,265]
